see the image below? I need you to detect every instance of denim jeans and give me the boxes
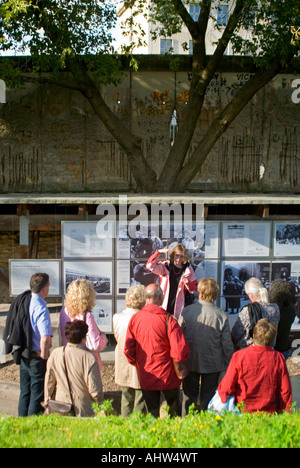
[18,357,47,417]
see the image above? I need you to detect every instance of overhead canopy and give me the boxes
[0,193,300,205]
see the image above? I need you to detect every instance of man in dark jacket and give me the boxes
[4,290,32,364]
[3,273,52,416]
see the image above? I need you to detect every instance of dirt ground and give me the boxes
[1,358,299,384]
[0,362,122,415]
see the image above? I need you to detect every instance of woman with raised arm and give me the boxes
[146,244,198,319]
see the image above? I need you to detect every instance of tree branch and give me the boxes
[202,0,246,83]
[171,0,199,38]
[156,0,248,192]
[172,58,282,192]
[21,74,84,92]
[195,0,212,66]
[66,57,158,192]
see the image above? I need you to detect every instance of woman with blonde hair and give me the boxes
[60,279,108,372]
[232,277,280,349]
[113,285,147,417]
[146,243,198,318]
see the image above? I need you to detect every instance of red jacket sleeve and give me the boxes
[124,318,137,367]
[277,356,293,412]
[167,315,189,363]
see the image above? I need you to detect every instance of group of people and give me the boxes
[4,273,108,417]
[3,243,295,418]
[115,244,293,417]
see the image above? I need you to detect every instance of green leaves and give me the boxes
[0,0,118,73]
[120,1,300,68]
[0,410,299,448]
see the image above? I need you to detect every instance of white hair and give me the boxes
[244,277,269,305]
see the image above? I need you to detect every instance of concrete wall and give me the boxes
[0,62,299,193]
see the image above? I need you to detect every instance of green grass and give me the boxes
[0,407,299,448]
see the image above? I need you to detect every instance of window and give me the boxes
[160,39,173,55]
[217,5,228,26]
[190,4,200,22]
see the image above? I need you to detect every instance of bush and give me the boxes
[0,408,299,448]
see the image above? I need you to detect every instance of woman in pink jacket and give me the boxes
[60,279,108,372]
[146,244,198,319]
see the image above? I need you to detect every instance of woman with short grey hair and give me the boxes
[232,277,280,349]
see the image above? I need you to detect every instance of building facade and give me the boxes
[117,0,252,56]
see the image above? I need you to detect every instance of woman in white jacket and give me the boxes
[113,285,147,417]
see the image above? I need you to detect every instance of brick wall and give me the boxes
[0,64,299,194]
[0,231,61,303]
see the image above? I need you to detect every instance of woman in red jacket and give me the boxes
[218,318,292,413]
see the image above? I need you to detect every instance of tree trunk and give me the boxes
[67,58,158,193]
[172,59,282,192]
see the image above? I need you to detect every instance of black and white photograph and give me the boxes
[62,221,114,259]
[221,261,271,314]
[63,261,112,295]
[117,221,219,260]
[92,299,113,333]
[192,260,218,283]
[117,222,167,259]
[271,261,300,294]
[274,223,300,257]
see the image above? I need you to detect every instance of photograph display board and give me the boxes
[9,259,61,297]
[61,221,115,333]
[116,222,220,295]
[222,222,271,257]
[60,219,300,328]
[221,261,270,314]
[63,261,112,295]
[62,221,113,258]
[274,222,300,257]
[93,299,114,333]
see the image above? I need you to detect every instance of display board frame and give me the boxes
[61,221,115,333]
[9,259,61,297]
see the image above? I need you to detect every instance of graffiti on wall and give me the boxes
[0,70,299,193]
[0,146,40,190]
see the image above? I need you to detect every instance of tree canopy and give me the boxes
[0,0,300,192]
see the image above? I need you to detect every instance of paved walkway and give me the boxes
[0,307,299,417]
[0,359,299,418]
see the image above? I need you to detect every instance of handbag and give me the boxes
[47,400,73,416]
[166,314,189,380]
[47,347,75,416]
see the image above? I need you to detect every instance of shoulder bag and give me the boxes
[47,347,75,416]
[166,313,189,380]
